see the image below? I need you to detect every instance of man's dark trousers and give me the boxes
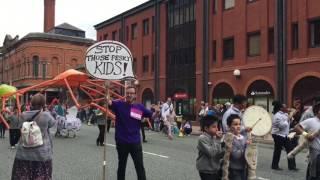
[116,143,146,180]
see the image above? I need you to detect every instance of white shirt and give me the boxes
[222,106,243,133]
[161,102,173,121]
[300,116,320,150]
[271,111,289,137]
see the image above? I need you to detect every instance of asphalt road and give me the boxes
[0,125,308,180]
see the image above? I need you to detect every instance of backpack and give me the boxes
[21,111,43,148]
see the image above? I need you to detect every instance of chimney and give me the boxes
[44,0,55,32]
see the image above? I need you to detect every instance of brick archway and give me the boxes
[141,88,154,108]
[243,76,276,96]
[211,81,235,105]
[289,72,320,106]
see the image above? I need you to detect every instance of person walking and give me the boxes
[8,106,21,149]
[161,97,174,140]
[271,101,297,171]
[0,117,5,138]
[222,94,250,134]
[295,101,320,180]
[11,93,56,180]
[108,85,153,180]
[96,107,106,146]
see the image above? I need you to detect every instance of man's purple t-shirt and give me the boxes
[111,100,152,144]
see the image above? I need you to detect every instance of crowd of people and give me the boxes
[0,87,319,180]
[195,94,320,180]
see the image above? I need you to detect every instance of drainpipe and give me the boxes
[275,0,287,103]
[202,0,209,102]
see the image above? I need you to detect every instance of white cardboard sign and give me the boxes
[85,40,135,80]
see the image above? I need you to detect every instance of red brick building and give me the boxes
[0,0,94,103]
[95,0,320,118]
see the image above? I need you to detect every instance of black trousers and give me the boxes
[0,123,5,137]
[141,123,146,141]
[199,172,220,180]
[116,143,146,180]
[9,129,20,146]
[271,134,296,169]
[97,125,105,145]
[106,119,112,133]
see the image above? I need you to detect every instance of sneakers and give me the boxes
[11,146,15,149]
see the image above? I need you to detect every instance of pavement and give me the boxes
[0,125,308,180]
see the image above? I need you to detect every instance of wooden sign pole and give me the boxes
[103,80,110,180]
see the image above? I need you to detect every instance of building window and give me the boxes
[99,36,103,41]
[224,0,235,10]
[151,54,155,72]
[131,23,138,40]
[152,16,155,33]
[212,40,217,62]
[42,63,46,80]
[213,0,218,14]
[103,33,108,40]
[112,31,117,40]
[310,19,320,48]
[143,56,149,73]
[133,58,137,73]
[32,56,39,78]
[292,23,299,50]
[268,28,274,54]
[248,32,261,56]
[223,37,234,60]
[143,19,149,36]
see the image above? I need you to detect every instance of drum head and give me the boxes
[243,105,272,137]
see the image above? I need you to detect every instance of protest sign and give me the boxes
[85,40,135,80]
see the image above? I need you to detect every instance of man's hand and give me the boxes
[306,134,315,141]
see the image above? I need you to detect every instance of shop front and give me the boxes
[246,80,274,112]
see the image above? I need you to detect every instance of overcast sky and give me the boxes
[0,0,149,43]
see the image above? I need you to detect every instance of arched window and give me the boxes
[71,58,78,68]
[51,57,59,76]
[32,56,39,78]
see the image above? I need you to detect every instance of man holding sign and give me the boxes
[108,85,152,180]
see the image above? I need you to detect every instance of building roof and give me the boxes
[3,32,95,52]
[94,0,163,30]
[54,23,85,32]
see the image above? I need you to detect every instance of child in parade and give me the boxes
[196,115,225,180]
[224,114,250,180]
[183,120,192,136]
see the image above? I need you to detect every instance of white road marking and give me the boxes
[257,177,270,180]
[106,143,169,159]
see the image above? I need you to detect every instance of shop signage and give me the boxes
[174,93,189,99]
[250,91,271,96]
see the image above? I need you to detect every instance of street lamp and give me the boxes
[233,69,241,79]
[134,80,140,86]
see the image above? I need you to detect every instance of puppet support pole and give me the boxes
[102,80,110,180]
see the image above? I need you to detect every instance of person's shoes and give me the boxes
[96,140,99,146]
[10,146,15,149]
[143,140,147,143]
[100,143,104,146]
[271,167,283,171]
[168,135,173,140]
[289,168,299,171]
